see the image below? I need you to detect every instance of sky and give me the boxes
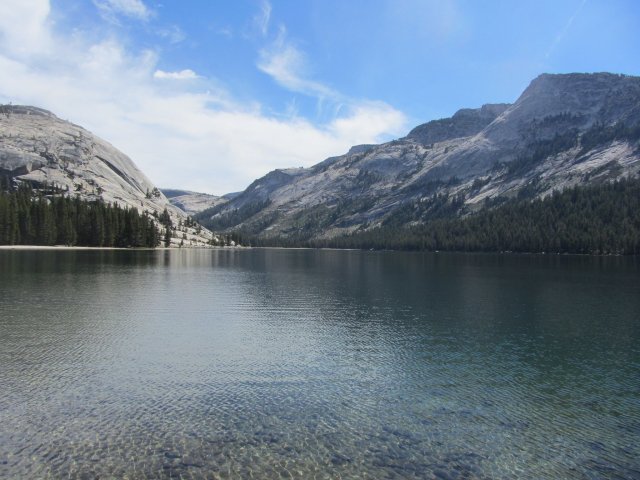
[0,1,638,194]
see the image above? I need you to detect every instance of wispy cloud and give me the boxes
[253,0,272,37]
[258,29,338,100]
[256,22,407,141]
[215,26,234,39]
[154,69,199,80]
[93,0,152,22]
[156,25,186,44]
[546,0,587,58]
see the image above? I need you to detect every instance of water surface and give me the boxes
[0,249,639,479]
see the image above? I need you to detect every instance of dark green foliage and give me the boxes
[159,207,173,247]
[383,192,466,228]
[584,160,623,181]
[579,122,640,155]
[534,112,583,127]
[471,176,491,192]
[506,130,579,176]
[0,174,12,191]
[0,184,160,247]
[145,187,162,199]
[353,170,381,191]
[492,121,640,179]
[196,199,271,231]
[250,177,640,255]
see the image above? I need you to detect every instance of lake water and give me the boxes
[0,249,639,479]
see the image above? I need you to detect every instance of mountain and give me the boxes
[162,189,228,215]
[0,105,213,246]
[196,73,640,240]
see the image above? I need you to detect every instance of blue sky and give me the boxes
[0,0,638,194]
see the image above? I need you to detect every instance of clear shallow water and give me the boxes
[0,249,639,479]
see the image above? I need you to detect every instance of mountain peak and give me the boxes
[478,72,640,148]
[517,72,640,112]
[196,71,640,240]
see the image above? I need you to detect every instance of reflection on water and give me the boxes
[0,249,639,479]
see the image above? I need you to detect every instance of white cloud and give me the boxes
[156,25,186,44]
[215,26,234,39]
[256,25,407,142]
[258,32,337,100]
[154,69,199,80]
[0,0,407,195]
[94,0,151,21]
[328,102,407,140]
[253,0,272,37]
[0,0,51,57]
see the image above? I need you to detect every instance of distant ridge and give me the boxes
[195,72,640,242]
[160,189,228,215]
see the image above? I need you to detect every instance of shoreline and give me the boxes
[0,245,131,250]
[0,245,218,251]
[0,245,634,257]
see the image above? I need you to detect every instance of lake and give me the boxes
[0,249,638,479]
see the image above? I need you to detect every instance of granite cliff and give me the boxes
[0,105,214,246]
[196,73,640,240]
[162,189,229,216]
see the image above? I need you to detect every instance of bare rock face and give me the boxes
[162,189,228,215]
[0,105,214,246]
[482,73,640,146]
[197,73,640,239]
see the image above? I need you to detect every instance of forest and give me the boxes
[0,184,162,247]
[248,177,640,255]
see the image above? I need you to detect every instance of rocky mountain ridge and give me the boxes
[197,73,640,240]
[0,105,214,246]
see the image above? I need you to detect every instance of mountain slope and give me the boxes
[162,189,228,215]
[0,105,213,246]
[196,73,640,240]
[253,177,640,255]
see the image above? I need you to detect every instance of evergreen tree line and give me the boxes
[196,199,271,231]
[579,121,640,155]
[249,177,640,255]
[0,184,161,247]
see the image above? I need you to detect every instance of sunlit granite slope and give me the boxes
[0,105,214,246]
[197,73,640,239]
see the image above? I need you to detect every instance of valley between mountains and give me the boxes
[192,73,640,250]
[2,72,639,252]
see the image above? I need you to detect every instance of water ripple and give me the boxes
[0,249,639,479]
